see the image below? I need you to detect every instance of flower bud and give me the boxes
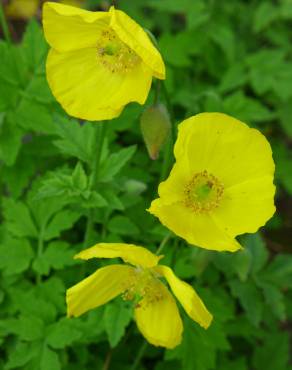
[140,104,171,160]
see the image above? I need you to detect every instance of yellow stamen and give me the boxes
[184,170,224,213]
[97,28,140,73]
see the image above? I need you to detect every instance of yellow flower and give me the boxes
[5,0,39,19]
[42,2,165,121]
[149,113,276,252]
[67,243,212,349]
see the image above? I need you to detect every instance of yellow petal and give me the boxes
[156,161,190,205]
[43,2,110,52]
[155,265,212,329]
[134,281,182,348]
[75,243,162,268]
[109,7,165,79]
[66,264,134,317]
[214,176,276,236]
[46,47,153,120]
[148,199,241,252]
[174,112,275,187]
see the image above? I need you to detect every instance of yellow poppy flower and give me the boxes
[67,243,212,348]
[42,2,165,121]
[5,0,39,19]
[149,113,276,252]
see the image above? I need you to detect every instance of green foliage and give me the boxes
[0,1,291,370]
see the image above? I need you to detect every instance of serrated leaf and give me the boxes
[72,162,88,191]
[43,209,81,241]
[53,116,95,163]
[2,198,38,238]
[108,215,139,235]
[229,280,263,327]
[104,299,132,348]
[0,237,33,275]
[99,145,136,182]
[33,241,76,275]
[243,233,268,274]
[0,315,44,341]
[46,318,82,349]
[40,346,61,370]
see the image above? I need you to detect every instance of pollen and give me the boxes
[122,268,164,307]
[183,170,224,213]
[97,28,140,73]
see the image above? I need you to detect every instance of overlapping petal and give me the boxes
[149,199,241,252]
[66,264,134,317]
[155,265,213,329]
[109,7,165,79]
[75,243,162,268]
[134,281,183,348]
[43,2,109,52]
[46,47,153,120]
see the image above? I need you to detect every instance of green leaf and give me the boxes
[243,233,268,274]
[33,241,76,275]
[108,215,139,235]
[40,346,61,370]
[99,145,136,182]
[46,318,82,349]
[0,237,33,275]
[43,209,81,241]
[0,114,23,166]
[253,3,279,32]
[252,332,290,370]
[261,282,286,321]
[104,299,132,347]
[72,162,88,191]
[2,198,38,238]
[0,315,44,341]
[5,342,36,369]
[53,116,95,163]
[229,280,263,327]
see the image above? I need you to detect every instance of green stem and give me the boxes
[0,4,11,44]
[83,122,107,248]
[156,231,172,255]
[130,341,148,370]
[102,349,112,370]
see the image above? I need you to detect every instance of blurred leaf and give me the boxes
[229,280,263,326]
[47,318,82,349]
[43,209,81,241]
[108,215,139,235]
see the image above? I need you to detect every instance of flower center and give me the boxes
[97,29,140,73]
[122,268,163,307]
[184,170,224,213]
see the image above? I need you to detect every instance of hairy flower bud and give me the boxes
[140,104,171,160]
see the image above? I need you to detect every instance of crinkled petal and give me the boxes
[75,243,162,268]
[148,199,241,252]
[134,281,182,348]
[109,6,165,79]
[46,47,153,120]
[155,265,212,329]
[66,264,134,317]
[213,176,276,236]
[43,2,109,52]
[174,113,275,187]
